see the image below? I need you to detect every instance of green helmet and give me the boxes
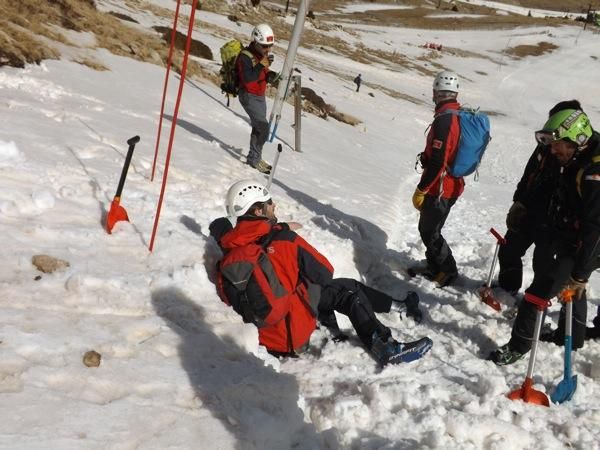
[538,109,593,147]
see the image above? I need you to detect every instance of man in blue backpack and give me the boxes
[410,71,463,287]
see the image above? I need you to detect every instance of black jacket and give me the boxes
[513,143,560,222]
[549,132,600,280]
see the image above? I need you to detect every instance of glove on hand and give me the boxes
[266,71,281,84]
[267,54,274,64]
[506,201,527,232]
[559,276,587,301]
[412,188,426,211]
[259,55,270,67]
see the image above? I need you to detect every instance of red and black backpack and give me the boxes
[216,231,293,327]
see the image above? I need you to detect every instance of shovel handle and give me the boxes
[489,227,506,245]
[114,136,140,199]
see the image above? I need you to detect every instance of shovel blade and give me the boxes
[508,377,550,407]
[551,375,578,404]
[106,198,129,234]
[478,287,502,312]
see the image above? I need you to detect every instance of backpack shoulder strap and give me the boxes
[576,155,600,196]
[257,226,282,249]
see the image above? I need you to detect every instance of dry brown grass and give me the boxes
[505,41,559,58]
[74,57,109,71]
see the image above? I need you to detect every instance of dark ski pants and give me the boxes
[498,226,553,294]
[418,195,457,274]
[239,90,269,166]
[319,278,393,349]
[509,253,588,353]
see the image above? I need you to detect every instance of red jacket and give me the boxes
[418,100,464,199]
[219,217,334,353]
[236,46,270,96]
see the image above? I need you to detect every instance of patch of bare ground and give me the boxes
[0,0,219,82]
[504,41,559,58]
[297,87,361,125]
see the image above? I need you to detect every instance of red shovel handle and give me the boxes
[489,227,506,245]
[524,292,552,310]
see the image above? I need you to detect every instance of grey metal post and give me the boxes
[293,75,302,153]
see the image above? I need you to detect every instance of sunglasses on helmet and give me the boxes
[534,130,560,146]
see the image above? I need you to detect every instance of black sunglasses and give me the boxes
[260,43,273,49]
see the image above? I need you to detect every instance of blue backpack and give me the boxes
[442,108,491,177]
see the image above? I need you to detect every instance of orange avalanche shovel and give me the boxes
[507,292,550,407]
[106,136,140,234]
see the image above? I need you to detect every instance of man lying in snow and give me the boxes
[208,179,432,365]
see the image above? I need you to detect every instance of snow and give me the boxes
[1,1,600,449]
[455,0,584,18]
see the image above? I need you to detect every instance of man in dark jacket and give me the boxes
[236,23,279,174]
[410,71,463,287]
[211,179,432,365]
[497,101,580,295]
[491,108,600,365]
[354,74,362,92]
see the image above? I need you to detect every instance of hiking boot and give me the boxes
[488,343,525,366]
[539,325,564,347]
[248,159,271,174]
[260,159,272,170]
[370,331,432,365]
[430,270,458,287]
[586,326,600,340]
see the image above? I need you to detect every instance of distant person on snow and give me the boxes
[236,23,279,175]
[496,101,580,297]
[410,71,463,287]
[209,179,432,366]
[491,108,600,365]
[354,74,362,92]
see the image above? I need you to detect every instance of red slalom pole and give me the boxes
[151,0,182,182]
[149,0,199,252]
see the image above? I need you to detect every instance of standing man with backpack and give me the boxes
[211,179,433,365]
[236,24,279,174]
[491,108,600,365]
[410,71,463,287]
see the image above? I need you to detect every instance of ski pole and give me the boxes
[266,143,283,189]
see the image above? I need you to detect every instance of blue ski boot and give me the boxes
[370,332,433,365]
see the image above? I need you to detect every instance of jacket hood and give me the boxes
[220,216,273,250]
[435,99,460,114]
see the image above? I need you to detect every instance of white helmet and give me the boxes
[226,179,271,217]
[433,71,459,93]
[251,23,274,46]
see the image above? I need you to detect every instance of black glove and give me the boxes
[266,71,281,85]
[404,291,423,323]
[267,54,274,64]
[506,201,527,232]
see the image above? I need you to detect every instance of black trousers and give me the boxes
[498,225,553,293]
[318,278,393,349]
[509,248,588,353]
[418,195,457,274]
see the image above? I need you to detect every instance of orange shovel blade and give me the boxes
[106,198,129,234]
[478,287,502,312]
[507,377,550,407]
